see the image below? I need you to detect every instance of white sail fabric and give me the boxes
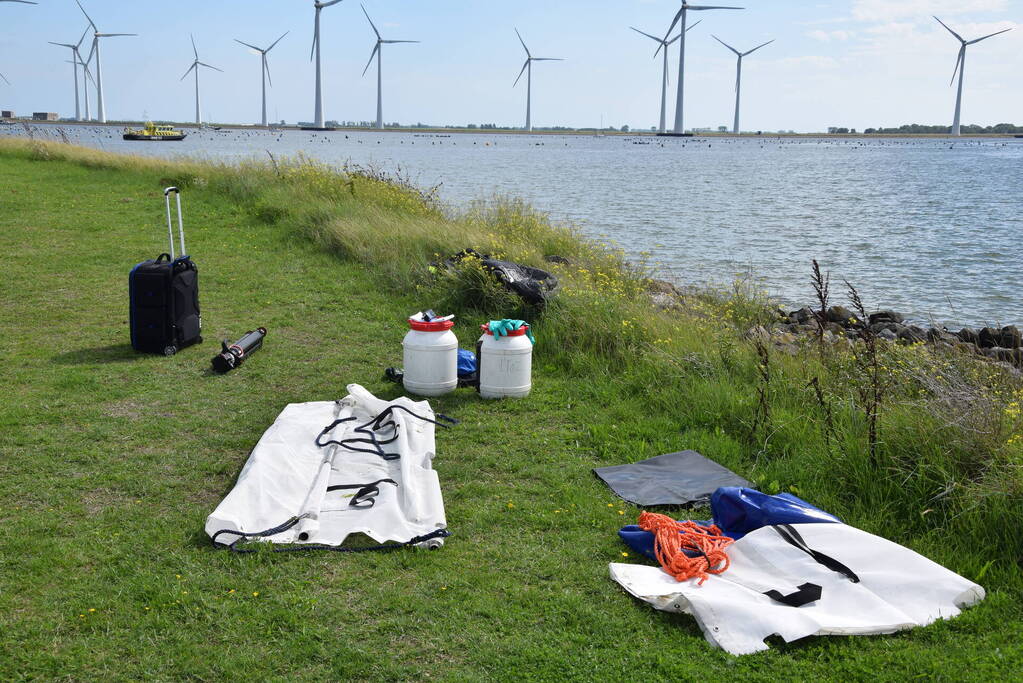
[610,523,984,655]
[205,384,447,549]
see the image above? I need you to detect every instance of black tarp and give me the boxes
[593,450,751,507]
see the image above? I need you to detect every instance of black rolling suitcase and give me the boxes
[129,187,202,356]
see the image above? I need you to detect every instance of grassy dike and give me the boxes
[1,137,1020,679]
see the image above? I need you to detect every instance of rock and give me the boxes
[544,254,570,265]
[645,278,677,295]
[869,321,900,334]
[821,330,837,344]
[744,325,771,343]
[789,307,813,324]
[999,325,1021,349]
[773,332,798,346]
[957,328,979,345]
[826,322,845,335]
[979,327,1001,349]
[926,327,945,343]
[826,305,854,324]
[869,310,905,325]
[897,325,926,343]
[648,292,680,311]
[982,347,1021,365]
[878,328,898,342]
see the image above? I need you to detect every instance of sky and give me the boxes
[0,1,1020,132]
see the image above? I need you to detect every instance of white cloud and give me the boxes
[851,0,1008,22]
[807,29,855,42]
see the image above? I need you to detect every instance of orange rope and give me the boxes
[638,511,735,585]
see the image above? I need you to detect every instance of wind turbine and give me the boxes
[712,35,773,134]
[48,27,91,121]
[309,0,344,130]
[181,35,223,126]
[933,16,1012,137]
[234,32,287,127]
[663,2,743,135]
[513,29,563,132]
[630,20,701,134]
[360,5,418,130]
[76,0,136,124]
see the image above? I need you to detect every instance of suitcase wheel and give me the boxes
[196,336,203,344]
[163,345,177,356]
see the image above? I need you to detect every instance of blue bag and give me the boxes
[618,487,841,560]
[457,349,477,378]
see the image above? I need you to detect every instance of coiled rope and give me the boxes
[638,511,735,585]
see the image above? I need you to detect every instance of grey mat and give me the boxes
[593,450,751,507]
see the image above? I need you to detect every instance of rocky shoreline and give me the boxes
[645,279,1023,368]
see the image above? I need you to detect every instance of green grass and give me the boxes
[1,138,1021,680]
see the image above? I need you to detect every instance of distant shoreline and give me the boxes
[4,119,1020,139]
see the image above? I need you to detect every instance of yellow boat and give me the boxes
[123,122,187,141]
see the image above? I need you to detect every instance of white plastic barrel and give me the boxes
[478,322,533,399]
[402,317,458,397]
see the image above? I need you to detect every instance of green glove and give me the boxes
[488,319,535,344]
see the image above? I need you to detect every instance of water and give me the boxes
[6,123,1022,328]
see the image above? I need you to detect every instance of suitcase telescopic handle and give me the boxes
[163,187,185,259]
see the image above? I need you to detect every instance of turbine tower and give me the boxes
[933,16,1012,137]
[513,28,563,132]
[663,2,743,135]
[234,32,288,127]
[181,35,223,126]
[76,0,136,124]
[630,20,701,134]
[309,0,344,130]
[361,4,418,130]
[712,35,773,134]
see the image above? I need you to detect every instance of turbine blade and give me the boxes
[361,4,381,40]
[310,23,317,61]
[686,5,744,9]
[712,34,740,55]
[320,0,344,7]
[533,57,563,61]
[743,39,774,56]
[362,43,379,77]
[85,39,96,66]
[1,1,39,5]
[267,31,289,52]
[198,62,223,72]
[191,34,198,59]
[968,27,1012,45]
[234,38,261,51]
[513,58,529,87]
[0,72,9,85]
[97,33,137,37]
[382,40,419,44]
[76,25,90,49]
[950,45,964,86]
[75,0,97,32]
[685,19,703,34]
[630,27,663,43]
[663,8,684,42]
[515,28,530,57]
[49,42,77,49]
[181,62,197,81]
[933,16,964,43]
[264,55,273,87]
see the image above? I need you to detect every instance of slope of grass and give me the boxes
[0,137,1021,679]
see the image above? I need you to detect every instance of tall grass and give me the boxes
[4,136,1021,571]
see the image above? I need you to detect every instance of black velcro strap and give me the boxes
[326,478,398,508]
[764,582,823,607]
[773,524,860,583]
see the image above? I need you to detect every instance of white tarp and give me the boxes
[610,523,984,655]
[205,384,447,549]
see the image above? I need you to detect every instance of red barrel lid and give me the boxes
[409,318,455,332]
[481,322,530,336]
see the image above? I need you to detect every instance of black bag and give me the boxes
[129,187,202,355]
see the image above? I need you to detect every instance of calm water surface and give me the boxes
[7,124,1021,328]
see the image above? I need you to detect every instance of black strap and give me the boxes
[773,524,860,583]
[210,518,450,554]
[764,582,823,607]
[326,478,398,508]
[315,405,455,460]
[156,253,171,263]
